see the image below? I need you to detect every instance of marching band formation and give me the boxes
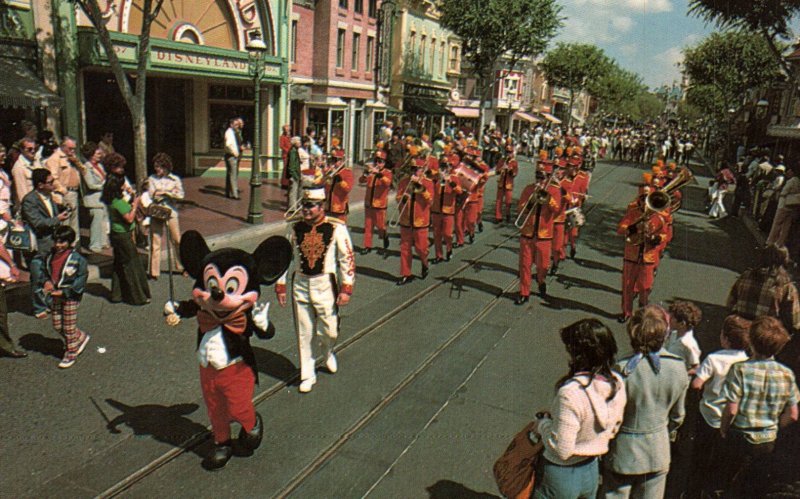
[277,126,694,346]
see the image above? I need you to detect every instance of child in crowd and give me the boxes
[686,314,751,498]
[666,300,702,374]
[42,226,90,368]
[719,316,799,497]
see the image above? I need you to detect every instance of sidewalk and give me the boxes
[10,166,370,290]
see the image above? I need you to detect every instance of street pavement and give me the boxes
[0,156,773,498]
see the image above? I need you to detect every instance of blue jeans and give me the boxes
[534,457,599,499]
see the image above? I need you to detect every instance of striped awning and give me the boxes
[539,112,562,124]
[0,58,63,109]
[513,111,541,123]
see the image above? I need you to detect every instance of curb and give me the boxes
[82,200,368,284]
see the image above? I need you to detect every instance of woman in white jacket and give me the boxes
[534,319,627,499]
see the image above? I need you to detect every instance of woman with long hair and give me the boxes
[101,156,150,305]
[533,319,626,499]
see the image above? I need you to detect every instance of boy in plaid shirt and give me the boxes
[43,226,90,368]
[719,316,799,496]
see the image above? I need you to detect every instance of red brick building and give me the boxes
[290,0,387,163]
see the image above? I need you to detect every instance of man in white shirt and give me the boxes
[223,117,243,200]
[11,138,41,205]
[767,163,800,247]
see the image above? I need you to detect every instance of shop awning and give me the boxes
[403,97,454,116]
[451,106,480,118]
[513,111,541,123]
[0,58,63,109]
[539,112,562,125]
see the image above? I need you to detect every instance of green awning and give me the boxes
[0,58,63,109]
[403,97,453,116]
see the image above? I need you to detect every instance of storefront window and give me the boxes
[208,85,255,149]
[330,109,345,143]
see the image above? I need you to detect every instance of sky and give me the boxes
[554,0,715,89]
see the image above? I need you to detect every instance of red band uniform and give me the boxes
[430,160,463,262]
[552,164,571,266]
[359,151,392,253]
[463,151,489,242]
[397,168,434,282]
[616,197,668,319]
[517,173,562,300]
[324,150,353,223]
[566,158,590,255]
[494,153,518,223]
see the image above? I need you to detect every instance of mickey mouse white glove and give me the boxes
[164,301,181,326]
[252,301,270,331]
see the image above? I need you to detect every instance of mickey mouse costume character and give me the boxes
[164,231,292,470]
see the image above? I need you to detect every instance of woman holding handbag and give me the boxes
[533,319,626,499]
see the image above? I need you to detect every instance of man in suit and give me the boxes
[22,169,69,318]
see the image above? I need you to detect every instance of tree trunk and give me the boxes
[132,110,147,190]
[567,89,574,129]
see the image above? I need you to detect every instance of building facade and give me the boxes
[289,0,384,163]
[386,0,460,139]
[0,0,64,148]
[70,0,290,178]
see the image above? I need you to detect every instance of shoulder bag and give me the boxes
[493,420,543,498]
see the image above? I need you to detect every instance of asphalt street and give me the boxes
[0,157,764,498]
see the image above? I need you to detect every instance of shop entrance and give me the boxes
[83,72,188,178]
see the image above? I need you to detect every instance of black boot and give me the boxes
[203,441,233,471]
[549,263,559,276]
[421,265,429,279]
[359,247,372,255]
[477,221,484,233]
[396,276,414,286]
[570,246,576,259]
[514,294,529,305]
[538,283,547,298]
[383,234,390,250]
[238,412,263,453]
[468,233,475,244]
[446,250,452,262]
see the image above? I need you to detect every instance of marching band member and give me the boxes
[515,163,562,305]
[566,155,590,259]
[276,181,356,393]
[323,147,353,223]
[430,154,462,263]
[551,158,571,274]
[494,146,518,224]
[451,151,467,248]
[616,186,669,322]
[462,146,489,244]
[396,161,434,285]
[359,151,392,255]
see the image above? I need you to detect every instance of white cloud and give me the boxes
[619,44,639,57]
[612,16,634,32]
[622,0,674,14]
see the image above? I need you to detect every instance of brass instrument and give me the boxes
[322,159,347,183]
[388,175,425,228]
[625,167,694,244]
[285,197,304,220]
[514,171,558,229]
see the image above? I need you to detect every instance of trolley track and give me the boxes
[98,161,625,498]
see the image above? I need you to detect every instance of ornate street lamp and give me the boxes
[246,31,268,224]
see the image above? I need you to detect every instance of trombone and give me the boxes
[388,176,425,228]
[514,171,558,229]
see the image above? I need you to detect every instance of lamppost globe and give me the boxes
[246,32,267,224]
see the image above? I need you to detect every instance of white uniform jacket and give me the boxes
[277,216,355,296]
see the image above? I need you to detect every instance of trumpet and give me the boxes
[514,172,558,229]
